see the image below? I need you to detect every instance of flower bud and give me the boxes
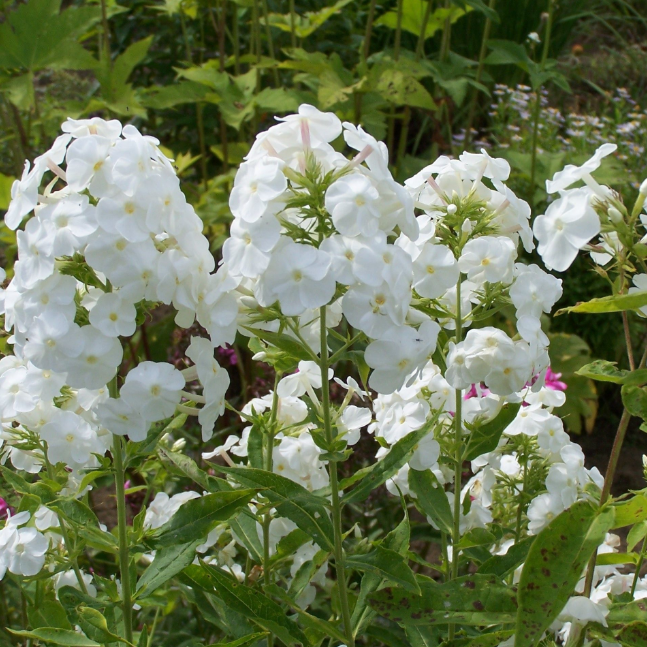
[640,178,647,196]
[447,204,457,215]
[172,438,186,451]
[607,207,623,224]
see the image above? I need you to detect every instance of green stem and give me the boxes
[415,0,433,59]
[319,307,354,647]
[100,0,111,66]
[362,0,377,63]
[386,0,404,160]
[44,457,89,596]
[261,0,280,86]
[529,0,554,202]
[439,0,452,62]
[465,0,496,149]
[448,279,463,642]
[233,5,241,75]
[289,0,297,49]
[113,435,133,645]
[631,537,647,597]
[262,372,281,647]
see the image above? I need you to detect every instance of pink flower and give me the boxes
[545,367,567,392]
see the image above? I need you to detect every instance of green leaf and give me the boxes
[136,539,202,596]
[621,385,647,420]
[265,583,348,644]
[230,510,265,564]
[50,498,99,528]
[607,600,647,625]
[557,291,647,315]
[198,564,311,647]
[141,81,210,110]
[347,545,421,594]
[207,633,270,647]
[408,469,453,535]
[262,0,353,39]
[218,466,334,551]
[455,0,499,22]
[627,519,647,551]
[576,361,647,386]
[158,445,226,492]
[28,601,72,631]
[464,404,521,461]
[375,69,436,110]
[75,607,125,645]
[612,495,647,528]
[596,552,638,565]
[375,0,469,40]
[485,40,531,70]
[616,622,647,647]
[369,574,517,625]
[478,536,534,579]
[0,0,100,72]
[514,502,615,647]
[151,489,256,548]
[8,629,100,647]
[342,413,440,505]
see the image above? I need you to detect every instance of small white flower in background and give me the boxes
[0,512,48,578]
[54,569,97,597]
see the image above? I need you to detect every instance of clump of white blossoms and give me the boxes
[0,117,233,489]
[2,105,644,647]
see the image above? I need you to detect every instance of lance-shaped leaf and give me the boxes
[369,574,517,625]
[208,634,270,647]
[347,545,421,594]
[464,404,521,461]
[150,489,256,548]
[478,536,534,579]
[556,291,647,315]
[408,469,453,535]
[136,539,202,597]
[615,622,647,647]
[218,466,334,552]
[514,501,615,647]
[200,564,311,647]
[8,629,100,647]
[612,495,647,528]
[342,413,441,505]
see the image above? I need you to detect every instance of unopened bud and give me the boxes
[447,204,457,215]
[608,207,623,224]
[172,438,186,451]
[640,178,647,196]
[461,219,473,234]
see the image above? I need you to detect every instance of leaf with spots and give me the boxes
[615,621,647,647]
[514,501,615,647]
[369,574,517,626]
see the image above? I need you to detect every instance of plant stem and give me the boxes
[319,306,354,647]
[289,0,297,49]
[529,0,554,203]
[362,0,378,63]
[448,279,463,642]
[623,311,635,370]
[465,0,496,149]
[262,373,280,647]
[113,435,134,645]
[233,5,241,75]
[261,0,280,86]
[43,457,89,595]
[415,0,433,59]
[100,0,111,66]
[439,0,452,62]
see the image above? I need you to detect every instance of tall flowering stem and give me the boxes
[448,278,463,642]
[320,306,354,647]
[110,375,133,646]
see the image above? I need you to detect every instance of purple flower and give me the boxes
[545,367,567,392]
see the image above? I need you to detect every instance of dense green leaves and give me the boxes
[514,502,615,647]
[557,291,647,315]
[218,466,335,551]
[196,564,311,646]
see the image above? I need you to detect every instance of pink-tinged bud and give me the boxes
[300,119,311,149]
[426,175,447,204]
[351,144,374,167]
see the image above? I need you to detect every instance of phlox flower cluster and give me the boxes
[0,118,237,581]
